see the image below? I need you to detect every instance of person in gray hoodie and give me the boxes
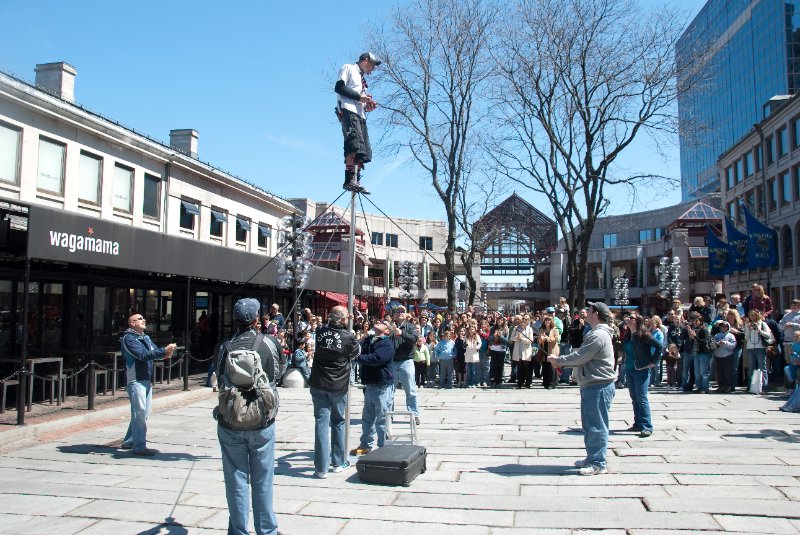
[548,301,617,475]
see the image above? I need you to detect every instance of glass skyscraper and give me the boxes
[677,0,800,200]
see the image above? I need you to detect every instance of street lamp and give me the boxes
[612,274,629,307]
[397,260,419,305]
[657,256,681,301]
[276,214,313,344]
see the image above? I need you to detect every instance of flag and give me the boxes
[724,217,749,272]
[706,225,731,276]
[743,205,777,268]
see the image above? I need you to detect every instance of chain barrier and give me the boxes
[0,369,21,383]
[186,353,215,363]
[164,356,185,369]
[28,362,93,383]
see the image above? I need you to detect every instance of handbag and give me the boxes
[749,369,763,394]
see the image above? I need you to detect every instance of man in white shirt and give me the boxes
[779,300,800,363]
[335,52,381,193]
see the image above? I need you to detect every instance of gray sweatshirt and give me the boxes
[553,323,617,387]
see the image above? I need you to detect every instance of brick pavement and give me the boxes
[0,380,798,534]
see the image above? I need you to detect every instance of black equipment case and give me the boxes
[356,444,427,486]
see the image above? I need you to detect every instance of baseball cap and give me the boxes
[233,298,260,324]
[359,52,382,65]
[546,307,555,313]
[586,301,612,321]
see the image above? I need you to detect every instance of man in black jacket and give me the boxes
[309,306,360,479]
[390,306,421,424]
[351,320,395,456]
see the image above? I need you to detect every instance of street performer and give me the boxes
[335,52,381,193]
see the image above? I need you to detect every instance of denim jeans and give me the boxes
[439,359,455,388]
[558,343,572,383]
[731,347,742,387]
[392,359,419,416]
[748,347,768,389]
[217,424,278,535]
[360,384,393,449]
[681,352,695,390]
[479,352,490,385]
[650,356,663,386]
[467,362,480,386]
[626,368,652,432]
[694,353,711,392]
[122,380,152,452]
[489,351,505,385]
[310,387,347,474]
[580,381,615,469]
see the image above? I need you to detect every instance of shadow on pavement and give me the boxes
[480,463,574,476]
[135,517,189,534]
[275,450,318,478]
[56,444,214,461]
[723,430,800,442]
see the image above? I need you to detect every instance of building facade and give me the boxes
[0,62,368,362]
[719,92,800,311]
[677,0,800,201]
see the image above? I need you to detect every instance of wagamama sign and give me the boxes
[48,227,120,255]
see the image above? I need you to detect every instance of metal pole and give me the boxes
[184,277,191,391]
[345,190,357,459]
[16,258,30,425]
[88,361,96,410]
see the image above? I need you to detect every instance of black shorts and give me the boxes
[340,108,372,164]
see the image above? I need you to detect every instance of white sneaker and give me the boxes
[314,471,327,479]
[330,461,351,473]
[578,465,607,476]
[574,458,590,468]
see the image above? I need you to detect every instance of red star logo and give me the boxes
[87,227,94,235]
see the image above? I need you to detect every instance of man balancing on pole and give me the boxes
[335,52,381,194]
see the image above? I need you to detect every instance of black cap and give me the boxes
[586,301,612,322]
[358,52,382,65]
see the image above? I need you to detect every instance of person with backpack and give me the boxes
[120,313,176,456]
[309,306,360,479]
[214,298,282,535]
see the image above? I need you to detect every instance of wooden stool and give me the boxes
[85,368,110,396]
[61,368,77,397]
[153,361,165,384]
[41,374,64,405]
[0,379,19,414]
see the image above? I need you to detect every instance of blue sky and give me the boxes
[0,0,705,226]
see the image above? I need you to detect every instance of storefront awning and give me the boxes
[236,218,251,231]
[356,252,373,267]
[317,291,369,310]
[181,200,200,216]
[25,204,366,294]
[258,225,271,238]
[211,210,227,223]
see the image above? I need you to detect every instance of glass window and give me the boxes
[210,209,226,238]
[37,137,65,194]
[755,143,762,171]
[257,224,271,248]
[236,217,250,243]
[766,136,775,165]
[769,178,778,211]
[603,234,617,248]
[794,116,800,148]
[779,127,789,158]
[783,170,792,205]
[639,229,653,243]
[419,236,433,250]
[92,286,110,349]
[735,159,743,183]
[756,185,765,215]
[41,283,63,351]
[726,166,734,189]
[655,227,663,240]
[371,231,383,245]
[0,121,21,184]
[143,173,160,219]
[78,151,102,204]
[728,202,736,220]
[112,164,133,212]
[745,151,754,177]
[386,233,398,248]
[180,200,198,230]
[795,167,800,200]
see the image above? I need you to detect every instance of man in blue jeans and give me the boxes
[309,306,360,478]
[215,298,282,535]
[351,320,395,456]
[548,302,617,475]
[120,313,176,456]
[390,306,421,424]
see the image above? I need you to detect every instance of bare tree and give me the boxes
[368,0,498,309]
[492,0,698,310]
[456,169,507,306]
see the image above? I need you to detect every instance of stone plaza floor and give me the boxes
[0,380,798,534]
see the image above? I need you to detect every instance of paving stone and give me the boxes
[395,493,644,512]
[520,484,670,498]
[78,518,225,534]
[514,511,721,530]
[65,500,213,525]
[663,485,786,499]
[674,474,800,487]
[0,494,90,516]
[713,514,798,534]
[645,497,800,518]
[3,515,97,535]
[341,519,492,535]
[299,502,514,526]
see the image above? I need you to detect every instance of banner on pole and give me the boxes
[743,206,777,268]
[706,225,731,276]
[724,217,749,272]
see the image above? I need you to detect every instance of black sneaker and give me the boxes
[132,448,159,456]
